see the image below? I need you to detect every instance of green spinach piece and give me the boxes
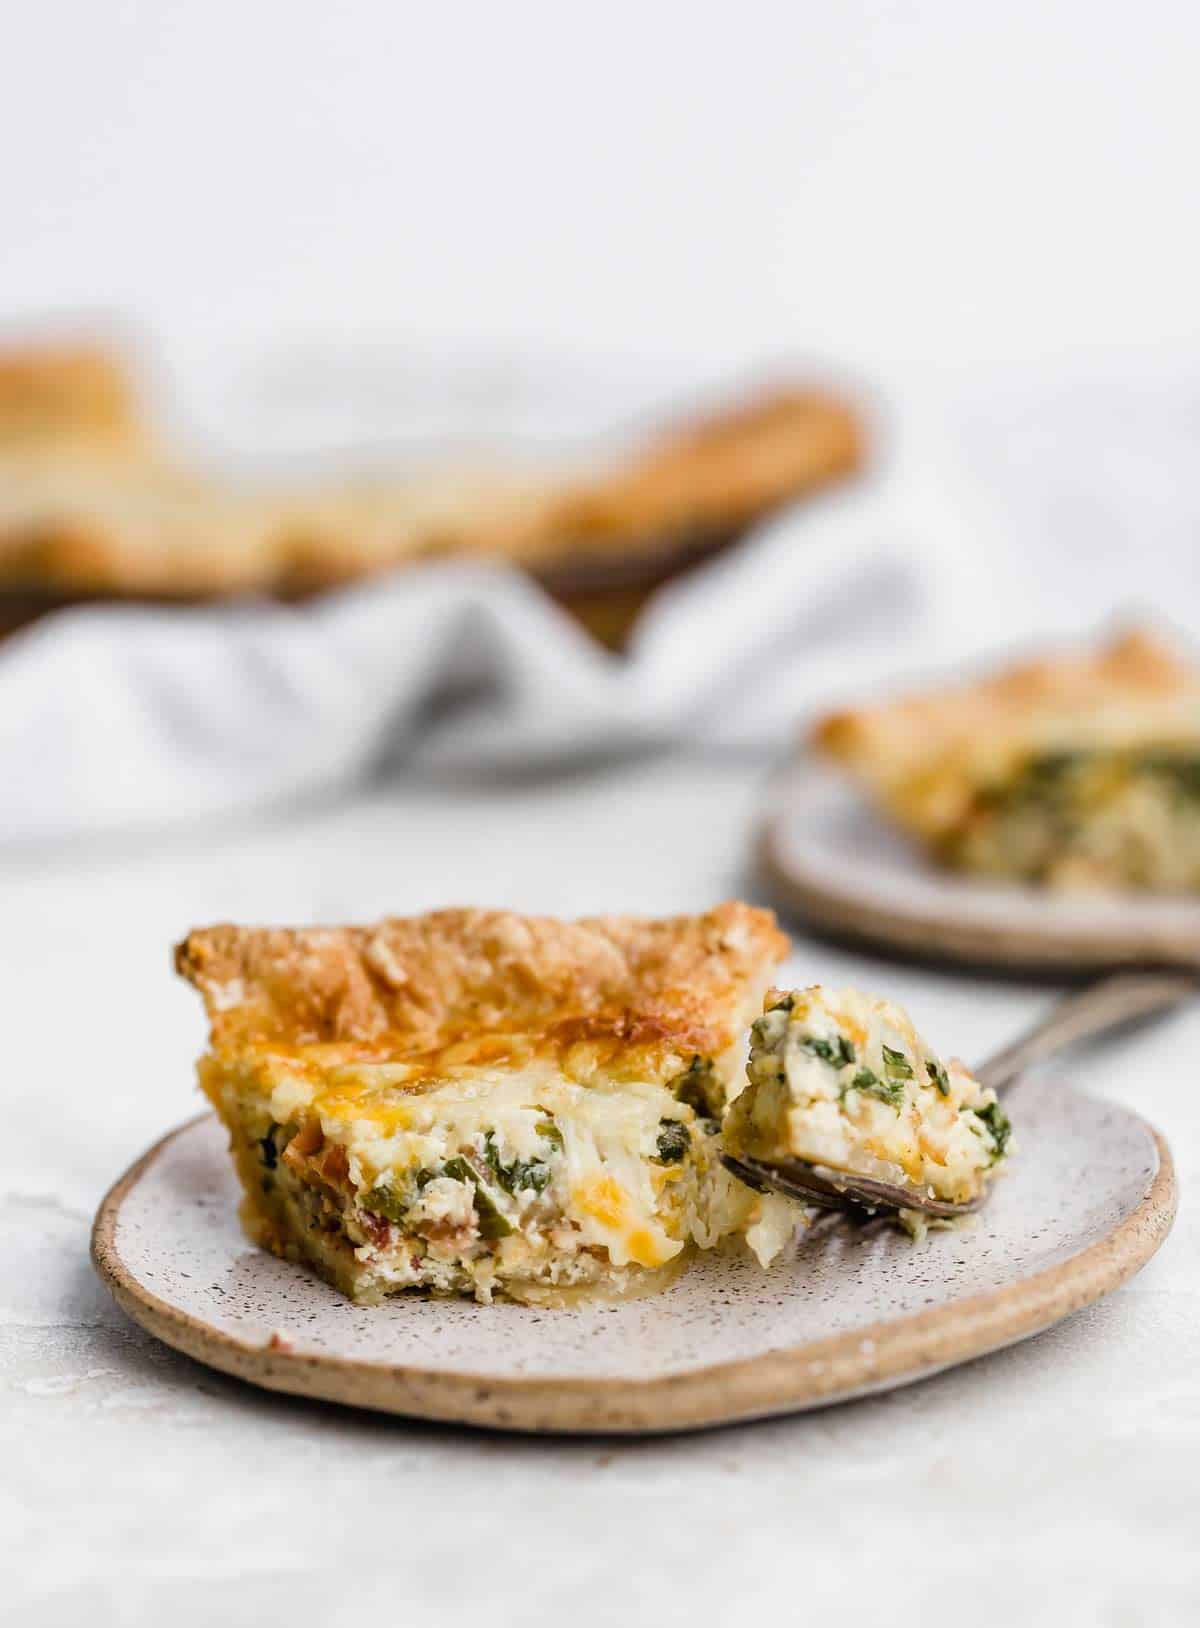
[926,1057,950,1096]
[841,1067,905,1110]
[534,1115,564,1151]
[672,1056,719,1116]
[1140,750,1200,800]
[655,1119,691,1163]
[483,1131,553,1195]
[882,1044,914,1079]
[970,1101,1012,1161]
[360,1182,409,1224]
[800,1033,856,1069]
[442,1155,514,1238]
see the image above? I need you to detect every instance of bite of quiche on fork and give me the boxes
[176,903,799,1304]
[723,985,1011,1214]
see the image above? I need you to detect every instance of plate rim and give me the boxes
[91,1107,1178,1435]
[759,760,1200,971]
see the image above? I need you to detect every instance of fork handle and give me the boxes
[974,970,1199,1097]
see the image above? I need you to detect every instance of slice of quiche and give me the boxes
[723,986,1011,1210]
[816,628,1200,890]
[176,903,797,1304]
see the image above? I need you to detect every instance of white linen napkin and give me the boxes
[5,357,1197,846]
[0,464,950,843]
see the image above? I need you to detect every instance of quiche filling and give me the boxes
[178,904,799,1304]
[943,747,1200,889]
[204,1045,794,1304]
[723,987,1011,1208]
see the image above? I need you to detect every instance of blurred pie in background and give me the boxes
[816,627,1200,892]
[0,338,863,648]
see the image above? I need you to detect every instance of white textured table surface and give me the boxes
[5,759,1199,1626]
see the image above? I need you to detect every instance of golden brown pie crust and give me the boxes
[0,341,147,456]
[176,902,789,1070]
[0,342,862,646]
[815,628,1200,841]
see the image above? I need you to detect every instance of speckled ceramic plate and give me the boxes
[761,761,1200,970]
[91,1077,1175,1435]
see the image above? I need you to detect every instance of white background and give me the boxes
[5,10,1200,1625]
[4,1,1198,377]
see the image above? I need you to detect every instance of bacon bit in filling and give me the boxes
[283,1120,354,1201]
[358,1208,394,1249]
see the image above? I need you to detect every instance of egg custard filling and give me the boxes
[176,904,800,1304]
[941,746,1200,889]
[723,986,1011,1209]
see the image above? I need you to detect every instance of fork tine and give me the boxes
[720,1152,979,1219]
[721,1154,871,1213]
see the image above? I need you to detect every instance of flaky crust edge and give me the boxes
[174,902,789,1059]
[813,628,1200,837]
[0,387,861,596]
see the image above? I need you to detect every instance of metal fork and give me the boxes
[721,969,1198,1219]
